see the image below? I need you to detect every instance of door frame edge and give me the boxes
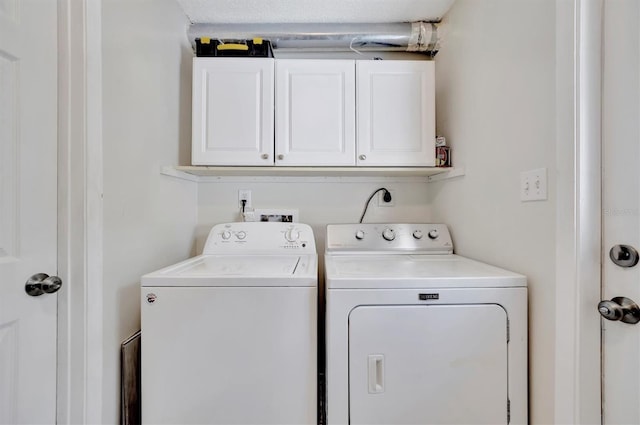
[554,0,603,423]
[57,0,104,423]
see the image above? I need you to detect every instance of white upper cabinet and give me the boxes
[275,60,356,166]
[356,61,435,166]
[191,57,436,168]
[192,58,275,166]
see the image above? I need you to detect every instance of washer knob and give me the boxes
[413,230,424,239]
[236,231,246,240]
[285,228,300,242]
[355,230,365,240]
[428,229,439,240]
[382,228,395,241]
[221,230,232,240]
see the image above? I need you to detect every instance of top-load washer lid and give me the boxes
[141,222,318,287]
[324,254,526,289]
[142,253,317,287]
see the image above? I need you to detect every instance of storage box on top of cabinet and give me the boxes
[191,58,436,167]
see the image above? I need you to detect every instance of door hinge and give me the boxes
[507,318,510,343]
[507,398,511,424]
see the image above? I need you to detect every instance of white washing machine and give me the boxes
[141,222,317,425]
[325,223,527,425]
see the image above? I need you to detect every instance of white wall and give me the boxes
[101,0,197,422]
[96,0,561,422]
[196,180,432,255]
[432,1,557,423]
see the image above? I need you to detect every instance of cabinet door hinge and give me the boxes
[507,398,511,424]
[507,318,510,343]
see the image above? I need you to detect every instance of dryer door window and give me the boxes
[348,304,508,425]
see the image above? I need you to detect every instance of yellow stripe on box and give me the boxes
[218,43,249,51]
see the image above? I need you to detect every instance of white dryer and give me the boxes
[141,222,317,425]
[325,223,527,425]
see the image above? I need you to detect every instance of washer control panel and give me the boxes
[326,223,453,254]
[203,222,316,254]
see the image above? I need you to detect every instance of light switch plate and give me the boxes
[520,168,547,201]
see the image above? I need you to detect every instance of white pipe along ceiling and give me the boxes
[176,0,457,53]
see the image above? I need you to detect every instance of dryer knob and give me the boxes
[236,231,246,240]
[413,230,424,239]
[221,230,232,240]
[382,228,395,241]
[428,229,439,240]
[355,230,365,240]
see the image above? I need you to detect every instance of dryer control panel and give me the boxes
[326,223,453,254]
[203,222,316,254]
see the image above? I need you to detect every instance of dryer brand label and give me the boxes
[419,293,439,300]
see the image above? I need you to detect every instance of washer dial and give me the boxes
[285,228,300,242]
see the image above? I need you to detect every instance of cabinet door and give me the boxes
[192,58,274,165]
[357,61,435,166]
[349,304,508,424]
[275,60,356,166]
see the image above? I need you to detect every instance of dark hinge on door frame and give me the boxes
[506,318,510,343]
[507,398,511,424]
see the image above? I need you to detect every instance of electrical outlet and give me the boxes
[378,189,395,207]
[238,189,252,209]
[520,168,547,201]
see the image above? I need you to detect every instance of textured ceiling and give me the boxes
[176,0,456,24]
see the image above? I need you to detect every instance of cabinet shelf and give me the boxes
[161,165,465,182]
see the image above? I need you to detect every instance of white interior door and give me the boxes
[601,0,640,423]
[0,0,58,423]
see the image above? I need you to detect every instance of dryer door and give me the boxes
[349,304,509,424]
